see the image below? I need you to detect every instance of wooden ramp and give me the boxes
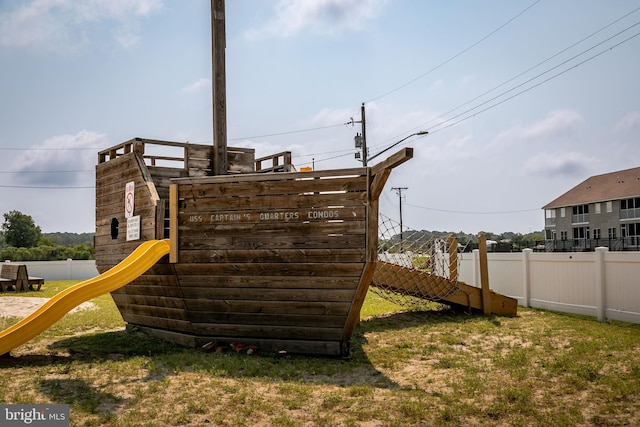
[372,261,518,316]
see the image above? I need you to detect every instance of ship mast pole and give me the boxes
[211,0,228,175]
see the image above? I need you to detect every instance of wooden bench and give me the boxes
[0,264,44,292]
[28,273,45,291]
[0,264,25,292]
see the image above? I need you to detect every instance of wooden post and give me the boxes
[211,0,228,175]
[448,234,458,282]
[478,233,491,315]
[169,184,178,263]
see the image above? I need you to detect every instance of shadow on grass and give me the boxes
[40,378,124,415]
[360,304,505,333]
[0,306,508,415]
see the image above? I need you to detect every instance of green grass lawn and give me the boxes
[1,281,639,426]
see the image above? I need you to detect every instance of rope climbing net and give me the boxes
[372,214,462,306]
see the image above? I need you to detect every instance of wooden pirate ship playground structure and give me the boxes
[94,138,516,357]
[0,1,516,358]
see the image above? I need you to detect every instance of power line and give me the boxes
[251,4,640,165]
[0,123,347,153]
[294,147,355,159]
[3,4,635,175]
[377,23,640,156]
[0,170,93,174]
[0,147,101,151]
[18,2,617,170]
[423,20,640,135]
[0,185,94,189]
[296,0,542,164]
[358,6,640,158]
[365,0,541,104]
[7,15,636,176]
[405,203,539,215]
[229,123,346,141]
[407,5,640,135]
[294,151,353,167]
[423,28,640,137]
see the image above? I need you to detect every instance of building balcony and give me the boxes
[571,213,589,224]
[543,237,640,252]
[620,207,640,220]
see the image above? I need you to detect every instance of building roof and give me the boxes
[543,166,640,209]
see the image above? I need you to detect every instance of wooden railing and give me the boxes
[255,151,293,173]
[97,138,256,175]
[98,138,294,175]
[98,138,193,167]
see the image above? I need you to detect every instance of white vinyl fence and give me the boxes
[3,260,98,281]
[457,248,640,324]
[5,251,640,325]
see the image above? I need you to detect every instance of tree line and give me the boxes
[0,211,95,261]
[380,229,545,253]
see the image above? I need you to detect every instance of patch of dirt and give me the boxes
[0,296,96,318]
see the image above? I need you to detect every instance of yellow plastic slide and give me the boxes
[0,239,170,356]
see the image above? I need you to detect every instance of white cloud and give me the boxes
[0,0,162,51]
[74,0,163,21]
[180,78,212,94]
[524,151,596,178]
[494,109,584,145]
[11,130,109,186]
[613,111,640,134]
[245,0,388,40]
[446,133,474,150]
[0,0,68,49]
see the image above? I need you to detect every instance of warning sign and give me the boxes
[125,181,135,218]
[126,215,140,241]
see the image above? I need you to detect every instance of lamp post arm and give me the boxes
[367,131,427,164]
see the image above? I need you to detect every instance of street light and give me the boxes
[366,130,428,164]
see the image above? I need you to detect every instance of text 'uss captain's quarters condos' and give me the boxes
[543,166,640,252]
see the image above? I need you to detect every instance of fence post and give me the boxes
[522,249,532,308]
[472,248,480,287]
[67,258,73,280]
[595,246,608,322]
[435,248,444,277]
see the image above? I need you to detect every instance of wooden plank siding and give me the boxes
[95,153,162,264]
[171,169,370,354]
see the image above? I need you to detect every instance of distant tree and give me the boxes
[523,231,544,241]
[43,232,94,247]
[37,236,55,246]
[1,211,42,248]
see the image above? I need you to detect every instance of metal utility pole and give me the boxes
[211,0,228,175]
[352,103,367,166]
[392,187,408,252]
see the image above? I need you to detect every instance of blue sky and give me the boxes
[1,0,639,234]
